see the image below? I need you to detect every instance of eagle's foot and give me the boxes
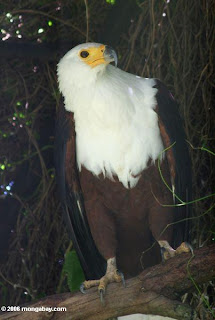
[175,242,193,255]
[80,257,125,302]
[98,269,124,303]
[159,240,193,261]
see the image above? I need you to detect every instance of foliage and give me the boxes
[62,250,85,292]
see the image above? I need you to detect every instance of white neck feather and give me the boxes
[58,62,163,189]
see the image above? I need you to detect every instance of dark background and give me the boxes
[0,0,214,314]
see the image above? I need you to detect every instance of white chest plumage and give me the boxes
[58,61,164,188]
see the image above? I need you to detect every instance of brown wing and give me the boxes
[55,102,106,279]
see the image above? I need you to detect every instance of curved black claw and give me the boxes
[99,289,105,304]
[160,247,167,262]
[80,283,86,294]
[118,271,126,287]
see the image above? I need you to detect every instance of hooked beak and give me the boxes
[104,45,118,67]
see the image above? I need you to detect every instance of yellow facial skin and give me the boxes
[79,45,108,68]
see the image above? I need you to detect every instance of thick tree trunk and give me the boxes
[0,245,214,320]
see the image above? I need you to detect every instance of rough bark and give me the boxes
[0,245,214,320]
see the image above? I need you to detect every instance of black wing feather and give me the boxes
[55,102,106,280]
[154,80,192,247]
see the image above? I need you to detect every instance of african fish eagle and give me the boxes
[56,43,191,318]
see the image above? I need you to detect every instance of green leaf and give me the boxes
[62,250,85,292]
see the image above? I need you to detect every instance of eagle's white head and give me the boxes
[57,43,117,106]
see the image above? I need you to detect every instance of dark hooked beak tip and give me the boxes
[104,45,118,67]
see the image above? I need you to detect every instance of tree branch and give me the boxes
[0,245,214,320]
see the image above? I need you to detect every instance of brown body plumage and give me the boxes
[80,163,174,277]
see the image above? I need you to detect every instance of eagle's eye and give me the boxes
[80,50,89,58]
